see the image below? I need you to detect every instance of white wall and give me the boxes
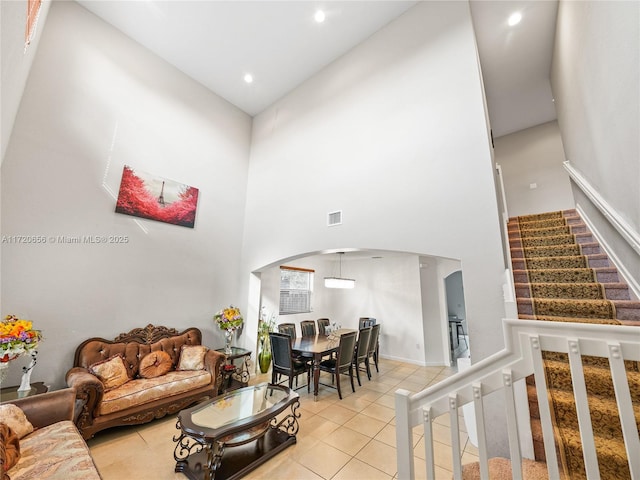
[494,121,574,217]
[0,1,252,388]
[242,1,506,372]
[551,1,639,284]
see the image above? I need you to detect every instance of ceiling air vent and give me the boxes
[327,210,342,226]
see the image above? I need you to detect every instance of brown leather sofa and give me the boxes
[1,388,102,479]
[66,324,224,439]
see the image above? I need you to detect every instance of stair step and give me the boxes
[508,225,572,237]
[540,360,640,402]
[512,254,612,270]
[514,282,630,301]
[512,268,611,284]
[518,314,620,325]
[580,241,603,255]
[593,267,621,283]
[516,298,618,319]
[586,253,612,268]
[613,300,640,321]
[510,211,564,223]
[558,427,633,480]
[508,209,577,223]
[515,282,605,300]
[512,255,589,270]
[510,233,595,249]
[516,298,640,320]
[461,457,550,480]
[511,244,583,258]
[552,390,637,434]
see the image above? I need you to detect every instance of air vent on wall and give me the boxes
[327,210,342,226]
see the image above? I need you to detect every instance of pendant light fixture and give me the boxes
[324,252,355,289]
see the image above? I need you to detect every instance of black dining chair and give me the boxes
[278,323,297,339]
[353,326,372,386]
[300,320,317,337]
[358,317,371,330]
[269,332,310,391]
[317,318,330,336]
[364,323,381,379]
[319,331,357,399]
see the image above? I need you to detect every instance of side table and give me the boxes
[0,382,48,402]
[215,347,251,394]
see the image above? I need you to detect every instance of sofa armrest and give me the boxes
[3,388,76,429]
[204,349,225,384]
[66,367,104,426]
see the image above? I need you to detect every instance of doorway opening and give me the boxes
[444,270,469,363]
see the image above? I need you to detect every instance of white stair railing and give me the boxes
[395,318,640,480]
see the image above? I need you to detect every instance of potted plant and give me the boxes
[257,307,276,374]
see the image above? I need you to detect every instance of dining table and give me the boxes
[290,329,356,401]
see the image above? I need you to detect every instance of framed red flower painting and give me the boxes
[115,165,199,228]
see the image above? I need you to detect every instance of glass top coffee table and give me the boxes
[174,383,300,480]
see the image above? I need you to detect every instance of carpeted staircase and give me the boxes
[507,210,640,480]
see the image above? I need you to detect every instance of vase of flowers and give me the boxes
[258,307,276,374]
[214,305,243,354]
[0,315,42,387]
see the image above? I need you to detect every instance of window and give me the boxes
[279,266,314,315]
[25,0,42,46]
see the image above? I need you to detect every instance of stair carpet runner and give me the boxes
[508,210,640,480]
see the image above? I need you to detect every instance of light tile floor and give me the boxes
[87,358,479,479]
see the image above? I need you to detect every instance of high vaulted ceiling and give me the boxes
[76,0,558,138]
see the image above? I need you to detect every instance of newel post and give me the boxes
[395,388,414,480]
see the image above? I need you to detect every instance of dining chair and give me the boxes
[358,317,373,329]
[364,323,381,379]
[317,318,330,336]
[277,323,297,339]
[319,331,357,399]
[300,320,317,337]
[353,326,372,386]
[269,332,310,391]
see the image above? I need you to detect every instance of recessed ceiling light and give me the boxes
[314,10,326,23]
[508,12,522,26]
[243,73,253,84]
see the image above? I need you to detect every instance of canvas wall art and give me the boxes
[115,165,199,228]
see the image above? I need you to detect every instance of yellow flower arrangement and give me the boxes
[0,315,42,362]
[213,305,243,332]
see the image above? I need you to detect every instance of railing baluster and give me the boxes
[567,338,600,479]
[502,369,522,480]
[395,389,414,480]
[608,342,640,478]
[472,383,490,480]
[529,335,561,479]
[449,394,462,479]
[423,406,436,480]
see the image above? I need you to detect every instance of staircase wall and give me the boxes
[551,1,640,289]
[494,121,574,217]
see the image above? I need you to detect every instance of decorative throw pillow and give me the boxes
[177,345,207,371]
[0,422,20,474]
[139,351,173,379]
[0,405,33,439]
[89,354,130,390]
